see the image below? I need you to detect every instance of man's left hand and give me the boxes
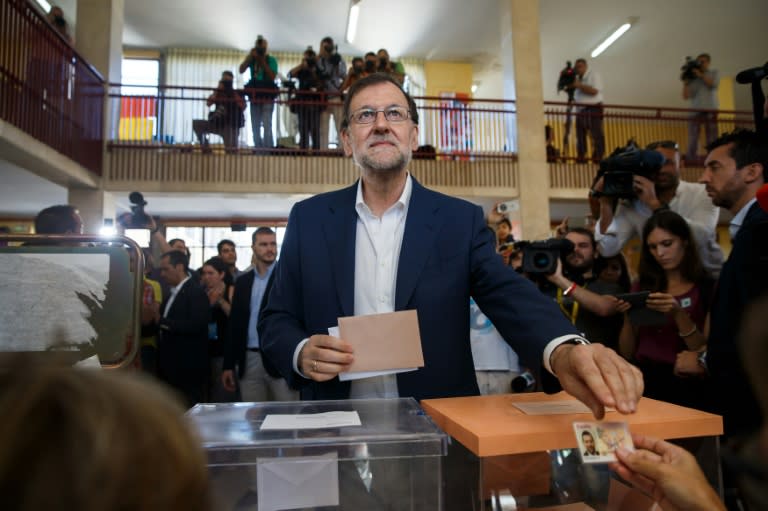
[551,343,643,418]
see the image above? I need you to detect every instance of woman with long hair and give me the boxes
[619,210,714,408]
[200,256,236,402]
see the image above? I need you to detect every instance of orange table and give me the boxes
[422,391,723,457]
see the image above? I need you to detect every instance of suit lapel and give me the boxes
[395,179,442,310]
[323,183,358,318]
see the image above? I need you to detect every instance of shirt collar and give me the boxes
[729,197,757,239]
[355,173,413,218]
[170,275,191,295]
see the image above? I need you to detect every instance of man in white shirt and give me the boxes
[260,73,642,419]
[594,140,724,277]
[570,58,605,163]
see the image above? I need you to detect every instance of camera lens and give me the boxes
[532,252,551,270]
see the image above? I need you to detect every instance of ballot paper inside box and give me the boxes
[187,398,448,510]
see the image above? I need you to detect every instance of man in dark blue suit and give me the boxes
[677,129,768,439]
[260,73,642,417]
[154,250,210,408]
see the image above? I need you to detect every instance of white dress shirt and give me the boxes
[595,180,724,277]
[729,197,756,240]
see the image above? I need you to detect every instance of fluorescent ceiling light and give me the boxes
[590,22,631,58]
[36,0,52,12]
[346,1,361,44]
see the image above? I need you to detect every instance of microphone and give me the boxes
[757,183,768,213]
[736,63,768,84]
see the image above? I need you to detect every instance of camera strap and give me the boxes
[556,284,586,324]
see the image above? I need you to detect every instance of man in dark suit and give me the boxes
[677,129,768,439]
[260,73,642,416]
[222,228,298,401]
[153,250,210,408]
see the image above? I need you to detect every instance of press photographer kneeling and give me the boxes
[519,227,628,350]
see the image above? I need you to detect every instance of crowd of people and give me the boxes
[488,125,768,509]
[190,34,407,153]
[8,9,768,509]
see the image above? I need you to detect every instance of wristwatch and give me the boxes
[697,350,708,372]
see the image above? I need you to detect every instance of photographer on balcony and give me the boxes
[316,37,346,150]
[593,140,723,278]
[568,58,605,163]
[240,36,278,149]
[289,47,324,150]
[682,53,719,163]
[192,72,245,153]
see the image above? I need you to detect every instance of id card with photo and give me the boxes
[573,421,634,464]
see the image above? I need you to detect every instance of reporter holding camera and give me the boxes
[594,140,723,277]
[546,227,629,350]
[239,35,278,149]
[289,47,325,150]
[682,53,719,163]
[316,36,346,150]
[192,72,245,153]
[340,57,365,93]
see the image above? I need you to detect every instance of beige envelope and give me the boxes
[338,310,425,373]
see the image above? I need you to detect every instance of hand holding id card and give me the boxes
[573,421,634,464]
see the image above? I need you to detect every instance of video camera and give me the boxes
[680,56,701,82]
[557,61,577,102]
[125,191,149,228]
[593,140,664,199]
[515,238,574,275]
[254,35,266,57]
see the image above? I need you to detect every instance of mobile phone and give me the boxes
[497,200,519,214]
[615,291,667,326]
[613,291,650,308]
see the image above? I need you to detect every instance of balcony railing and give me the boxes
[0,0,104,175]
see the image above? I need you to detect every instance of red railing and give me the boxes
[544,101,753,164]
[106,82,753,164]
[0,0,104,175]
[107,84,518,159]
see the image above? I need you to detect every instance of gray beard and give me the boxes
[358,151,410,173]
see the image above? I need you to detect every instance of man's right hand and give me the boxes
[299,335,354,382]
[221,369,237,392]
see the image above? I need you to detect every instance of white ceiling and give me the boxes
[4,0,767,220]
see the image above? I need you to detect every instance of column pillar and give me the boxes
[75,0,124,141]
[508,0,551,239]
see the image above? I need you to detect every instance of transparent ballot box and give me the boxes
[422,392,723,510]
[187,398,448,510]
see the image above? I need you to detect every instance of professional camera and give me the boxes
[126,192,149,228]
[594,140,664,199]
[680,56,701,82]
[515,238,574,275]
[557,61,576,102]
[305,47,317,68]
[328,45,342,67]
[254,35,267,57]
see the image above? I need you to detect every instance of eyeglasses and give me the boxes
[646,140,679,150]
[349,106,410,125]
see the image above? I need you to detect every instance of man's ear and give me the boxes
[743,163,765,184]
[340,128,353,157]
[410,124,419,152]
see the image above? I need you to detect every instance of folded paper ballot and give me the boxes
[257,452,339,511]
[337,310,425,375]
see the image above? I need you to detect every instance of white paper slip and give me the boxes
[260,411,362,430]
[513,400,598,415]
